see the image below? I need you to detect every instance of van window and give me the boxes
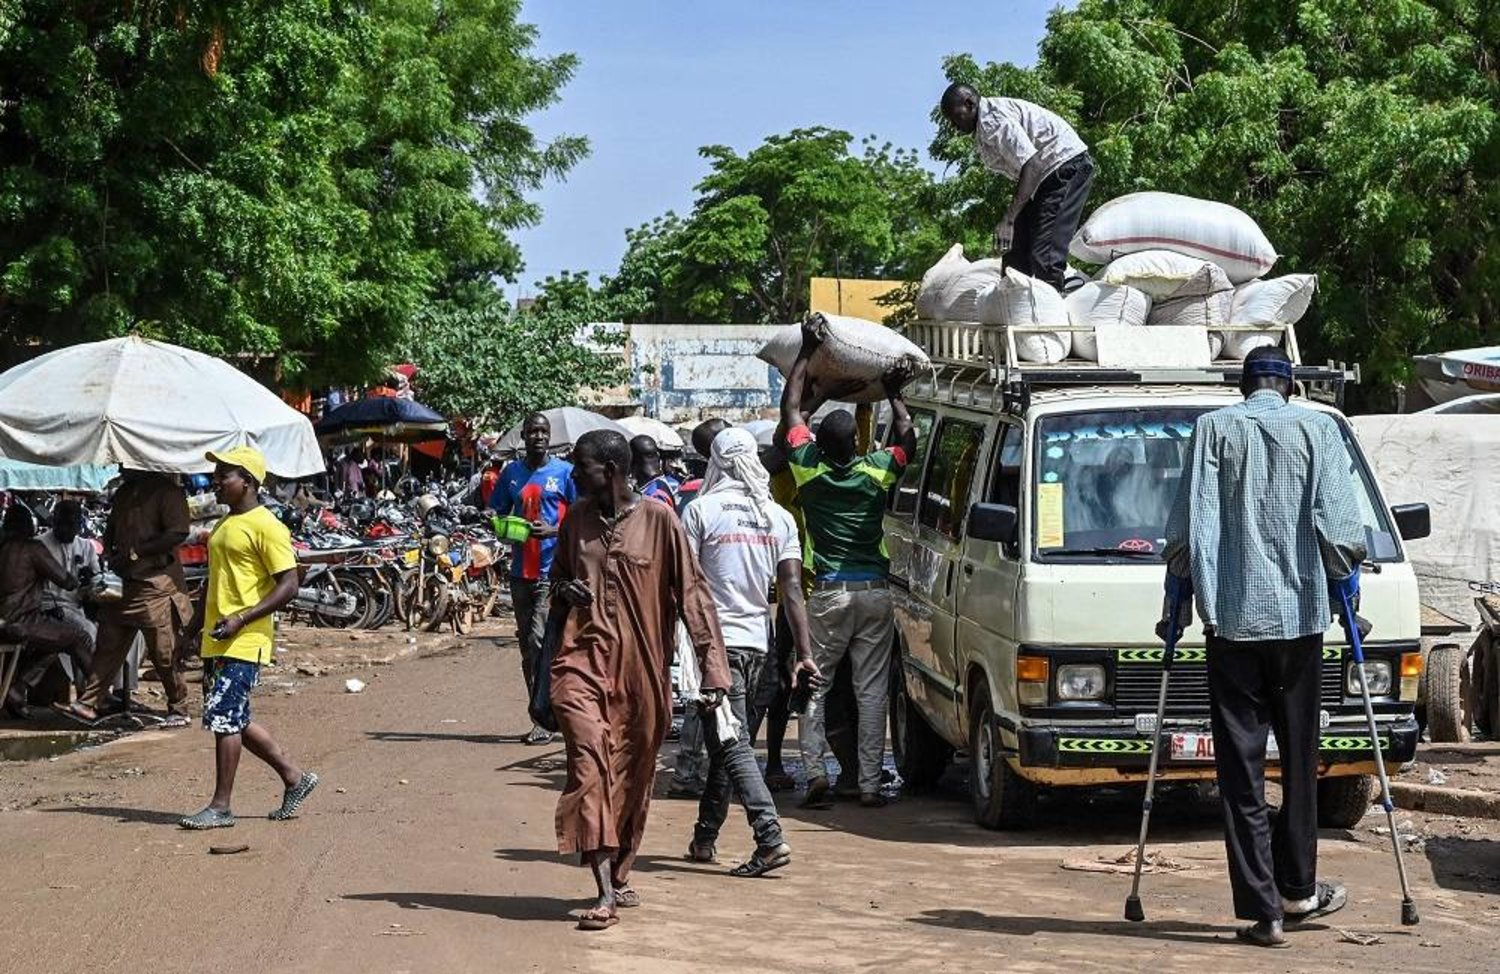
[987,423,1023,508]
[890,408,935,516]
[1031,407,1400,562]
[919,418,985,540]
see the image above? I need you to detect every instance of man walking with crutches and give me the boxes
[1159,345,1367,948]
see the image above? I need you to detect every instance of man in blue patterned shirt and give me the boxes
[1163,345,1368,948]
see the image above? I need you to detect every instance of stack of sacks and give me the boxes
[1070,192,1276,283]
[1099,251,1233,358]
[915,244,1072,363]
[758,312,930,403]
[1065,281,1152,362]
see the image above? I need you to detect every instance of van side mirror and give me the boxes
[968,502,1018,545]
[1391,503,1430,541]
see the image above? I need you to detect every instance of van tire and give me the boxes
[969,684,1037,829]
[890,670,952,792]
[1425,644,1472,743]
[1317,774,1376,829]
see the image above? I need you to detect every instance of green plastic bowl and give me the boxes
[492,515,532,543]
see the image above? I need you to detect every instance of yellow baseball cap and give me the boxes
[206,445,268,483]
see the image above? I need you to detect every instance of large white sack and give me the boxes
[976,268,1071,364]
[1222,274,1317,360]
[916,243,1007,321]
[758,312,930,403]
[1066,283,1151,362]
[1070,191,1277,283]
[1100,250,1233,299]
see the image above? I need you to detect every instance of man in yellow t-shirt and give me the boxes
[179,446,319,831]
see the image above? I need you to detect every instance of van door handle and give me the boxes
[962,563,974,576]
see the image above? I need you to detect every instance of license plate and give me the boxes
[403,549,420,566]
[1169,731,1279,761]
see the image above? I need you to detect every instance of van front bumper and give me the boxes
[1016,717,1420,770]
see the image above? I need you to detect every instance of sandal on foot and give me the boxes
[799,776,833,810]
[685,840,718,863]
[159,713,190,729]
[180,807,235,830]
[729,842,791,878]
[612,886,641,908]
[1284,881,1347,923]
[576,905,618,931]
[524,725,553,746]
[268,771,320,820]
[1235,920,1289,948]
[763,771,795,792]
[50,702,99,727]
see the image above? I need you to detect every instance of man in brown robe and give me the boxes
[548,429,730,931]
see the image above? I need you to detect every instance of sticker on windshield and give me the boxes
[1046,445,1065,459]
[1037,483,1065,549]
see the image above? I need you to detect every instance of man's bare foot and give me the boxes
[577,894,618,930]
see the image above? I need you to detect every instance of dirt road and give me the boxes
[2,622,1497,974]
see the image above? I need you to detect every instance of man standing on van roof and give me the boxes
[780,322,916,809]
[1162,345,1367,948]
[940,82,1093,292]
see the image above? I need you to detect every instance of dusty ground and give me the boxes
[2,620,1498,974]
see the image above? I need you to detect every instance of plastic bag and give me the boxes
[1070,191,1277,283]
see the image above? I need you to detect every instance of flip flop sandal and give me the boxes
[729,843,792,878]
[268,771,320,821]
[159,713,191,729]
[576,906,618,931]
[1284,882,1347,923]
[180,807,236,830]
[1234,924,1289,949]
[50,702,99,727]
[612,886,641,908]
[685,840,718,863]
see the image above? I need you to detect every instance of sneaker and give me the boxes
[268,771,320,821]
[524,725,553,746]
[180,807,235,830]
[1284,881,1347,922]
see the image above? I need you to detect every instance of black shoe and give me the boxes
[1235,919,1289,948]
[1284,881,1348,923]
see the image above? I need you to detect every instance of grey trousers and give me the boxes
[798,586,894,795]
[694,646,783,850]
[508,578,549,700]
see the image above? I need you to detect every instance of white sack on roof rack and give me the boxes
[1065,282,1151,362]
[1100,250,1232,299]
[915,243,1007,321]
[1070,191,1277,283]
[1221,274,1318,360]
[757,312,930,403]
[976,268,1071,364]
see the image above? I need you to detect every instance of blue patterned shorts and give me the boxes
[201,658,260,734]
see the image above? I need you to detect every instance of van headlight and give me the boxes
[1347,660,1392,696]
[1056,664,1108,701]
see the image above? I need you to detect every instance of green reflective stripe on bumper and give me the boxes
[1321,735,1390,751]
[1057,738,1154,755]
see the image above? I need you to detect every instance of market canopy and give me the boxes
[314,396,447,443]
[0,337,324,478]
[0,459,118,493]
[496,407,629,453]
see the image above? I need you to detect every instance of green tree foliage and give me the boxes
[407,273,627,428]
[936,0,1498,392]
[0,1,583,383]
[606,129,955,323]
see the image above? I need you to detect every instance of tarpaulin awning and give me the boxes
[0,460,118,492]
[314,397,448,443]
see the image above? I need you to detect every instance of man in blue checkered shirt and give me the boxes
[1162,344,1368,948]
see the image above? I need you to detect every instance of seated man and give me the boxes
[0,506,90,717]
[38,499,100,691]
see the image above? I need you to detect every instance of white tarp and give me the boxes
[1349,414,1500,623]
[0,337,324,478]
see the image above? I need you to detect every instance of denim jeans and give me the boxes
[508,578,549,698]
[694,645,783,850]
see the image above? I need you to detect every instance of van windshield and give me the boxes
[1033,407,1399,562]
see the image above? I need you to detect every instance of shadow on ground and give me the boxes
[41,804,183,825]
[911,908,1271,947]
[366,730,513,745]
[1424,836,1500,894]
[343,891,581,922]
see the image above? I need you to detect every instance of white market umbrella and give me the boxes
[741,419,778,447]
[496,407,629,453]
[0,336,325,478]
[617,415,686,451]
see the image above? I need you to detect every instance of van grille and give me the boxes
[1112,652,1345,716]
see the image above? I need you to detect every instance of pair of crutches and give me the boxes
[1124,585,1417,926]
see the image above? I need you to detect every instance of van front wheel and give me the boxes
[969,684,1037,829]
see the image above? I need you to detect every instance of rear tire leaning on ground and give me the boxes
[891,662,953,792]
[1317,774,1377,829]
[1425,643,1473,743]
[969,683,1038,830]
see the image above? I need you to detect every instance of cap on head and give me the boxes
[206,445,267,484]
[1241,345,1294,396]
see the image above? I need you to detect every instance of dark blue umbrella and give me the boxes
[315,396,447,441]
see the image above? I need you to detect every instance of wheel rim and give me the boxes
[974,720,995,802]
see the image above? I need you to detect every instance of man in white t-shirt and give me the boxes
[38,499,99,690]
[681,427,819,877]
[940,82,1094,291]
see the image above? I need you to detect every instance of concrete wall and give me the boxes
[628,324,789,426]
[808,277,906,321]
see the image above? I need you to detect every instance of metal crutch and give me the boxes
[1124,586,1183,922]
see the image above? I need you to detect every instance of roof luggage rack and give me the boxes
[903,319,1358,413]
